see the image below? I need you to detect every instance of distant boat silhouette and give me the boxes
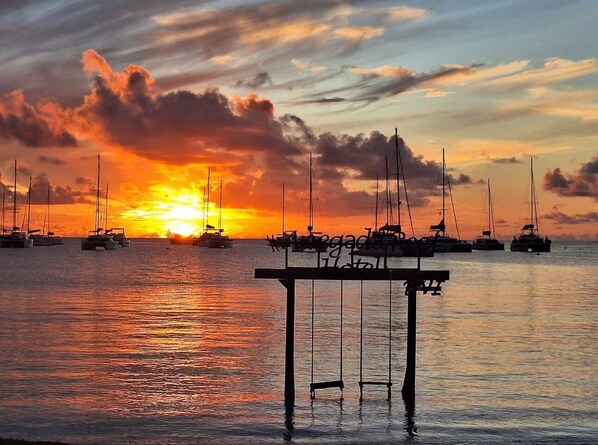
[510,158,551,252]
[472,179,504,251]
[266,183,295,249]
[30,184,64,246]
[81,154,118,250]
[0,160,33,248]
[292,153,327,253]
[357,130,435,257]
[207,179,233,248]
[195,166,221,247]
[429,149,472,253]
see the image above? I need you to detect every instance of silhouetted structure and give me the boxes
[255,236,449,407]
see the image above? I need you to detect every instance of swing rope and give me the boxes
[310,279,315,391]
[310,279,345,399]
[388,278,393,400]
[340,280,343,384]
[359,279,364,400]
[359,278,393,400]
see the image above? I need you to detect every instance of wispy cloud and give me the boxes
[482,58,598,91]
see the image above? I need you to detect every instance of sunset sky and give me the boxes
[0,0,596,239]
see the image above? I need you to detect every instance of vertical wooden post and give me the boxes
[281,278,296,406]
[402,280,417,400]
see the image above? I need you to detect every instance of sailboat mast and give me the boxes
[205,167,211,228]
[1,183,5,232]
[308,152,314,233]
[27,176,32,233]
[202,185,206,231]
[218,179,223,230]
[442,148,446,225]
[394,128,401,227]
[385,156,390,226]
[282,182,285,234]
[46,185,50,235]
[95,154,101,231]
[13,160,17,229]
[374,174,379,230]
[104,183,109,231]
[487,179,491,235]
[531,157,539,234]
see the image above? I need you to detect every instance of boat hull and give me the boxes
[207,238,233,248]
[433,237,473,253]
[31,235,64,247]
[510,237,551,252]
[472,238,505,251]
[0,235,33,248]
[81,236,118,250]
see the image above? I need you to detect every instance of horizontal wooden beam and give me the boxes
[255,267,449,282]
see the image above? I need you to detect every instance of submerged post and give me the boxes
[281,278,296,406]
[402,280,417,400]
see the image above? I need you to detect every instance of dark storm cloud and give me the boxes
[542,208,598,225]
[75,176,94,185]
[543,155,598,200]
[0,91,77,147]
[29,173,93,205]
[37,155,66,165]
[235,71,273,89]
[312,130,472,194]
[76,51,305,164]
[491,156,521,164]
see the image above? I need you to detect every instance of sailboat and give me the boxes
[356,160,404,257]
[103,184,130,247]
[266,183,294,249]
[207,179,233,248]
[30,184,64,246]
[292,153,327,253]
[0,161,33,248]
[510,158,551,252]
[429,149,472,253]
[472,179,504,250]
[358,129,435,257]
[195,166,220,247]
[81,154,118,250]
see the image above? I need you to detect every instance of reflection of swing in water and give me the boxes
[308,279,393,401]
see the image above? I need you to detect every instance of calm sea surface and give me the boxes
[0,239,596,444]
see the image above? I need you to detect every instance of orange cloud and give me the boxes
[0,90,77,147]
[334,26,384,41]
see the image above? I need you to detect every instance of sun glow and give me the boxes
[119,185,212,237]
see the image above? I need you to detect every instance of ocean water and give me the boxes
[0,239,596,444]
